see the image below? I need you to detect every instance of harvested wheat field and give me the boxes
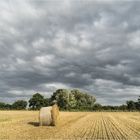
[0,111,140,140]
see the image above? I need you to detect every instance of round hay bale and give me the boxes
[39,105,59,126]
[39,106,52,126]
[51,104,59,126]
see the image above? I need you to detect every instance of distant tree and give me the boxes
[51,89,70,110]
[44,98,51,107]
[0,102,6,110]
[68,93,77,109]
[126,100,136,111]
[71,89,96,110]
[51,89,96,110]
[5,104,12,110]
[102,105,117,111]
[29,93,45,110]
[135,96,140,110]
[135,102,139,110]
[0,102,12,110]
[71,89,83,109]
[84,93,96,108]
[93,103,102,111]
[12,100,27,110]
[119,105,127,111]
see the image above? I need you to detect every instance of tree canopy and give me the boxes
[0,90,139,111]
[51,89,96,110]
[12,100,27,110]
[29,93,45,110]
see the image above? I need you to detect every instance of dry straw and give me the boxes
[39,104,59,126]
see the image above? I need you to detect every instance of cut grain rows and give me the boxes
[55,112,140,140]
[54,113,125,139]
[109,113,140,139]
[0,111,140,140]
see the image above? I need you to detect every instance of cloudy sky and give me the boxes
[0,0,140,105]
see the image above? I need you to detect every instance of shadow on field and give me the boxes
[28,122,39,127]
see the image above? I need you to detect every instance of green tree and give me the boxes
[5,104,12,110]
[51,89,69,110]
[93,103,102,111]
[0,102,6,110]
[0,102,12,110]
[126,100,136,111]
[71,89,85,109]
[135,96,140,110]
[71,89,96,110]
[119,105,127,111]
[44,98,51,107]
[29,93,45,110]
[12,100,27,110]
[68,93,77,109]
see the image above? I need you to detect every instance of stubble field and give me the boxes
[0,111,140,140]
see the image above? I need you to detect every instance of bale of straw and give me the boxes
[51,104,59,126]
[39,106,52,126]
[39,105,59,126]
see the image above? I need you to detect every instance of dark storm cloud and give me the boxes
[0,0,140,105]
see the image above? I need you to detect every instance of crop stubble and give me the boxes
[0,111,140,139]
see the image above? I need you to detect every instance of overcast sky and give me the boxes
[0,0,140,105]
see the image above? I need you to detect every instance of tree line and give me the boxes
[0,89,140,111]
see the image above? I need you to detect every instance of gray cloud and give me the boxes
[0,0,140,105]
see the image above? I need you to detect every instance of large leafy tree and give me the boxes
[44,98,51,106]
[12,100,27,110]
[29,93,45,110]
[68,93,77,109]
[51,89,96,110]
[71,89,96,110]
[51,89,70,110]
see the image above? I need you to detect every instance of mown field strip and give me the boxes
[0,111,140,140]
[109,113,140,139]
